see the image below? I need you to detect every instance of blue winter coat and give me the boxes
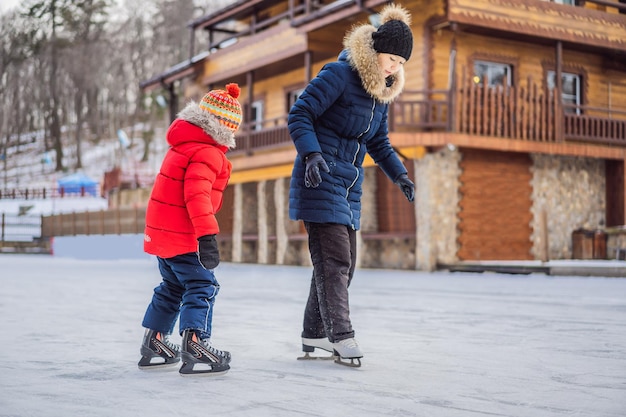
[288,33,408,230]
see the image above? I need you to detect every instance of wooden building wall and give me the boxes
[458,149,533,260]
[432,30,626,112]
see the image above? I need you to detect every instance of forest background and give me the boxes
[0,0,235,181]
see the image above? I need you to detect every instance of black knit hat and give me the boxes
[372,19,413,61]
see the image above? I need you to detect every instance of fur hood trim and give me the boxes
[342,11,407,103]
[176,101,236,149]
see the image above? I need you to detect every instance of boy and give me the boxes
[138,83,242,376]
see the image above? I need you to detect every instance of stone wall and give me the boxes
[530,154,606,260]
[415,147,461,269]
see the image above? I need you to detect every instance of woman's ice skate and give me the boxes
[332,338,363,367]
[298,337,335,360]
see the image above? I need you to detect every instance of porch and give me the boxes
[232,80,626,156]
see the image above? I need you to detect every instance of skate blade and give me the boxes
[138,356,180,370]
[297,352,335,361]
[179,362,230,376]
[334,356,362,368]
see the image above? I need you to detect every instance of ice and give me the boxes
[0,255,625,416]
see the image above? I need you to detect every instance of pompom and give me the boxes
[226,83,240,99]
[379,4,411,26]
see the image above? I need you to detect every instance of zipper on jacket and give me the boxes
[357,98,376,139]
[345,141,361,230]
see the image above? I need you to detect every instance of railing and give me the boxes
[455,81,560,142]
[1,213,42,242]
[228,83,625,156]
[0,187,100,200]
[233,116,292,155]
[564,104,626,146]
[390,90,451,131]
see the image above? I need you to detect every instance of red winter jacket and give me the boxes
[144,101,236,258]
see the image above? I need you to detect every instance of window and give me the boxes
[250,100,264,131]
[473,61,512,87]
[287,88,304,112]
[547,71,581,114]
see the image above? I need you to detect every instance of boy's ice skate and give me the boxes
[179,329,231,376]
[298,337,335,360]
[138,329,181,369]
[332,338,363,367]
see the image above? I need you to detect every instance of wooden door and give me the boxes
[458,149,533,260]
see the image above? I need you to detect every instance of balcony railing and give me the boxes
[231,82,626,155]
[233,115,291,155]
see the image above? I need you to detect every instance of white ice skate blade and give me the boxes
[334,356,362,368]
[297,352,336,361]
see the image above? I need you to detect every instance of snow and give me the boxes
[1,254,625,417]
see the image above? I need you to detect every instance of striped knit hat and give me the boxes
[199,83,243,132]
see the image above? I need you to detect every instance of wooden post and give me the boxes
[555,41,563,142]
[232,183,243,263]
[257,181,268,264]
[274,178,288,265]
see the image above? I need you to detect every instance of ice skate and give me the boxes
[138,329,181,370]
[298,337,335,360]
[179,329,230,376]
[332,338,363,367]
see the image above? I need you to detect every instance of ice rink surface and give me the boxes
[1,254,624,417]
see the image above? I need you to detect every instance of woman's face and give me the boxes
[377,53,405,78]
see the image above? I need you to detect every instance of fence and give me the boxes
[1,213,42,242]
[40,207,146,237]
[0,187,99,200]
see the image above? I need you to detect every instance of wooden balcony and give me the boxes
[233,82,626,156]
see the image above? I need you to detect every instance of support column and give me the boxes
[415,158,434,271]
[231,183,243,263]
[274,178,288,265]
[257,181,268,264]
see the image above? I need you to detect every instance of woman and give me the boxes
[288,4,415,367]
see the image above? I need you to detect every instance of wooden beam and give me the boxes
[390,132,626,160]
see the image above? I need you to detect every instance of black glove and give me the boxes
[395,173,415,202]
[198,234,220,270]
[304,152,330,188]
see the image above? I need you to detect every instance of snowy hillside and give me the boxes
[1,124,168,193]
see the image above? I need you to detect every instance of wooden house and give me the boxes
[140,0,626,270]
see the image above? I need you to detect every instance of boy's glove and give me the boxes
[198,234,220,270]
[304,152,329,188]
[395,173,415,202]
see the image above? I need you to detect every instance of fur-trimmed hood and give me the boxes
[342,5,411,103]
[175,101,237,149]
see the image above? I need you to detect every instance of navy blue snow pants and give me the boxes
[142,252,220,340]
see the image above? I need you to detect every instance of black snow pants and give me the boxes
[302,222,357,343]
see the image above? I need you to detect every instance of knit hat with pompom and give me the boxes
[371,4,413,61]
[199,83,243,132]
